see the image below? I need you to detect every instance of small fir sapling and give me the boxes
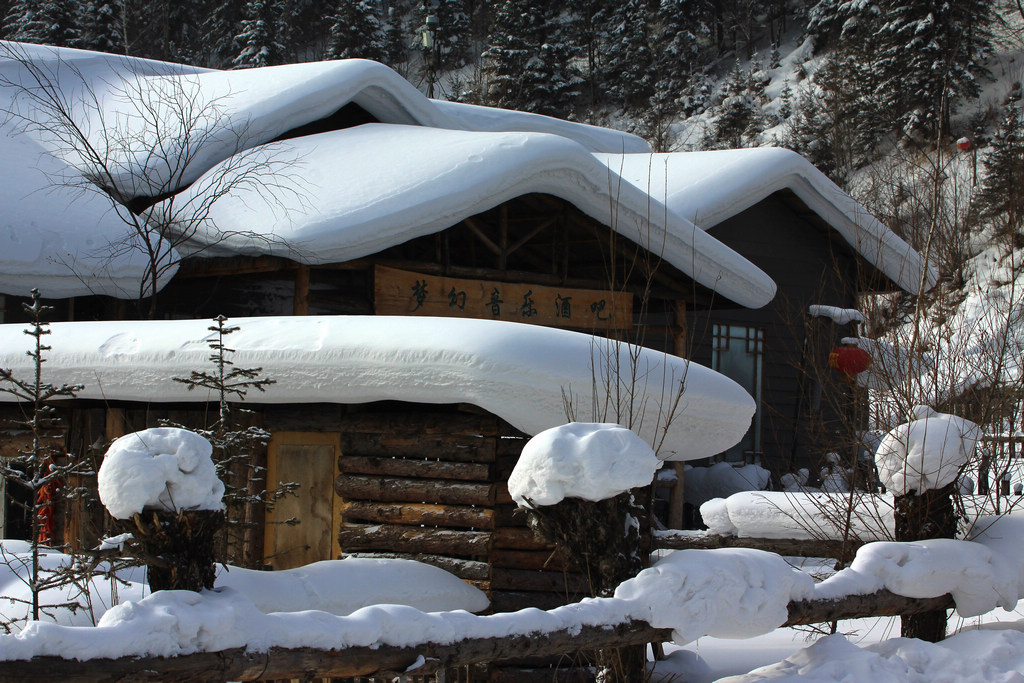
[170,315,295,568]
[0,289,89,623]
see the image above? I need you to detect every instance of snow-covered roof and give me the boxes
[0,43,930,309]
[163,123,776,307]
[0,315,756,462]
[598,149,937,294]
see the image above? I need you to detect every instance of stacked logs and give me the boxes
[333,409,586,611]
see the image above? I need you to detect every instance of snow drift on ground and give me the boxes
[507,422,661,506]
[0,315,755,461]
[216,558,489,616]
[0,542,487,631]
[98,428,224,519]
[718,628,1024,682]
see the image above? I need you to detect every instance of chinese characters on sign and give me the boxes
[375,265,632,331]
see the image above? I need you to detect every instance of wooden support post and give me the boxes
[499,204,508,270]
[668,462,686,529]
[895,483,957,641]
[105,408,127,442]
[293,265,310,316]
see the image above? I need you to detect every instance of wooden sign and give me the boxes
[374,265,632,331]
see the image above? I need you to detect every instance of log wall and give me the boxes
[328,407,589,613]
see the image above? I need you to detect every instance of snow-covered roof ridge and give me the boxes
[0,315,756,462]
[599,148,937,294]
[1,43,646,198]
[164,124,777,308]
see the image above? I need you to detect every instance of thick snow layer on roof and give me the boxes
[0,43,645,299]
[0,125,173,299]
[597,149,937,295]
[0,316,755,461]
[1,45,642,199]
[158,124,776,308]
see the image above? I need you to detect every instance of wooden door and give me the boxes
[264,432,341,570]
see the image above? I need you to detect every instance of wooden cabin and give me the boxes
[0,46,933,578]
[2,308,745,615]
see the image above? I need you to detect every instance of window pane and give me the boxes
[712,325,763,462]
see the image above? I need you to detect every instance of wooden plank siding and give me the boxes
[690,194,867,476]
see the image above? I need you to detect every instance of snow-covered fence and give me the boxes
[0,543,985,682]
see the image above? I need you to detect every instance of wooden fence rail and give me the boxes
[653,530,868,560]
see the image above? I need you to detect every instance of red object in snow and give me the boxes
[828,345,872,378]
[956,137,972,151]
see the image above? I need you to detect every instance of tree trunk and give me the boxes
[523,491,647,683]
[118,509,224,593]
[894,482,957,641]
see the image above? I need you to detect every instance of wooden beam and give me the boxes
[335,474,495,506]
[667,463,686,530]
[337,522,491,555]
[338,455,491,482]
[292,265,310,316]
[462,216,503,256]
[339,500,494,529]
[176,256,299,278]
[653,531,866,561]
[342,551,490,581]
[0,621,667,682]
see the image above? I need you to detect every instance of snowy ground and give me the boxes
[658,612,1024,682]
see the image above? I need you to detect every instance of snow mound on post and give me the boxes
[508,423,660,507]
[98,428,225,519]
[874,408,980,496]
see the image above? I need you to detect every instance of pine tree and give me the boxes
[0,290,87,623]
[710,60,765,149]
[482,0,580,117]
[784,54,879,183]
[326,0,388,61]
[873,0,995,138]
[595,0,654,112]
[77,0,126,54]
[234,0,288,68]
[205,1,245,67]
[134,0,209,64]
[3,0,80,47]
[978,101,1024,244]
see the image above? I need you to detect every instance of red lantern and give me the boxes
[956,137,972,151]
[828,345,871,380]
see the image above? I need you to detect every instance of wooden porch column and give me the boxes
[667,300,689,528]
[293,265,310,316]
